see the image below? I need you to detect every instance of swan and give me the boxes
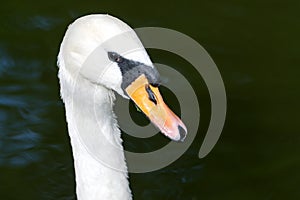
[57,14,187,200]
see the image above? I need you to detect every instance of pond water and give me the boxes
[0,0,299,199]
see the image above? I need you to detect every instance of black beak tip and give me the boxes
[178,125,187,142]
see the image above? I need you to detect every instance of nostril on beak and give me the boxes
[178,125,187,142]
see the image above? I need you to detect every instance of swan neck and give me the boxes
[61,76,132,200]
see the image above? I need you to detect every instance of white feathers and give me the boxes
[58,14,153,99]
[57,14,154,200]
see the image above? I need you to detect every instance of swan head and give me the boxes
[107,51,187,141]
[58,14,187,141]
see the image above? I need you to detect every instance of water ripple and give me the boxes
[28,15,62,31]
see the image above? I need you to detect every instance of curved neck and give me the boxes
[61,75,132,200]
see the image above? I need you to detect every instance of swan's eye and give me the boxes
[115,56,123,63]
[145,85,157,105]
[107,51,123,63]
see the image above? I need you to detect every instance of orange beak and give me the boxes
[125,74,187,141]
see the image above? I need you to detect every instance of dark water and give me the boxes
[1,0,299,199]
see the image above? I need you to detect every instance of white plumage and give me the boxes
[58,14,187,200]
[57,14,151,200]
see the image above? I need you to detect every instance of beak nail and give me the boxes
[178,125,187,142]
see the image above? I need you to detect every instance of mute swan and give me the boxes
[57,14,187,200]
